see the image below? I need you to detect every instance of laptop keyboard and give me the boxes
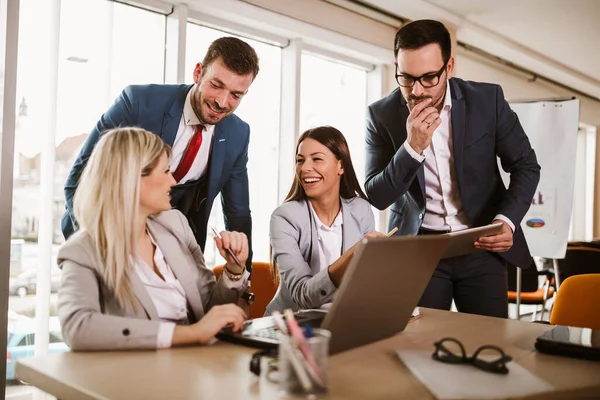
[245,326,279,340]
[242,310,326,340]
[216,310,329,349]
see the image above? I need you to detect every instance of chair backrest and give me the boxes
[558,246,600,282]
[549,274,600,329]
[213,262,278,319]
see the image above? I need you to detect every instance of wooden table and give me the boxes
[16,308,600,399]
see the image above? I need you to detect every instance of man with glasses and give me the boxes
[364,19,540,318]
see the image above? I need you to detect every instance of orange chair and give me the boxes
[213,262,278,319]
[507,261,555,321]
[549,274,600,329]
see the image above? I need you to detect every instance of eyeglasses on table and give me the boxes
[432,337,513,374]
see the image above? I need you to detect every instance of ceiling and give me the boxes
[362,0,600,100]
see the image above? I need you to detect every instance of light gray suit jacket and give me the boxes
[57,209,244,351]
[265,197,375,315]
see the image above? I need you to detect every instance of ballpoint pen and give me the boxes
[386,227,399,237]
[210,226,244,269]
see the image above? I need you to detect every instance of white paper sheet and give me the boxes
[397,350,554,399]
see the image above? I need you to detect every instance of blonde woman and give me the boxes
[57,127,249,351]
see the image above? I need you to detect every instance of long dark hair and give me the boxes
[284,126,367,203]
[270,126,367,287]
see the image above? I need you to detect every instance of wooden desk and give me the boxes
[16,308,600,399]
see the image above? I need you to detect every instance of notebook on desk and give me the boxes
[217,235,450,354]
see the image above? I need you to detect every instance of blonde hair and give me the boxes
[73,127,172,309]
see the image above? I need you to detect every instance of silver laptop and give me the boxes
[217,234,450,354]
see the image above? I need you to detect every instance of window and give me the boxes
[186,23,282,267]
[299,53,368,191]
[7,0,166,396]
[569,125,596,241]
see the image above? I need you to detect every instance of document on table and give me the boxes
[397,350,554,399]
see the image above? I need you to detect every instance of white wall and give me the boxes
[456,49,600,127]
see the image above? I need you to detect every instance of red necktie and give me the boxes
[173,124,204,183]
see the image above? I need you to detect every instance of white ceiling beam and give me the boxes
[180,0,391,64]
[364,0,600,100]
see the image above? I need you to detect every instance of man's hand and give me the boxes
[474,219,513,253]
[406,98,442,155]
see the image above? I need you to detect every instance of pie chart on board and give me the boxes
[526,218,545,228]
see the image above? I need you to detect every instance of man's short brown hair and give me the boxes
[201,37,260,79]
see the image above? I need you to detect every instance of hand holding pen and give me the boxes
[210,226,247,275]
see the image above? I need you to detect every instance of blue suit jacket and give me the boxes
[62,84,253,270]
[365,78,541,269]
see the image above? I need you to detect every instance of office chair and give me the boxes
[549,274,600,329]
[507,260,555,321]
[213,261,278,319]
[557,246,600,283]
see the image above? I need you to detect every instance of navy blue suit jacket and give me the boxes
[365,78,540,269]
[62,84,253,270]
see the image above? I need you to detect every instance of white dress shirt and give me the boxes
[403,80,515,233]
[309,202,343,310]
[134,230,249,348]
[169,89,215,184]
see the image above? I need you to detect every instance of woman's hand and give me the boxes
[214,230,248,275]
[329,230,385,286]
[172,304,247,345]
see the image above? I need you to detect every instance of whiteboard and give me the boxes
[501,99,579,259]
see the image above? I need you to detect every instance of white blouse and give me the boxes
[308,202,343,310]
[134,231,248,348]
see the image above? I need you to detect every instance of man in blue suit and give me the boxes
[62,37,259,271]
[365,20,540,318]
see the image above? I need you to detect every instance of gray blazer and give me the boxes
[57,209,244,351]
[265,197,375,315]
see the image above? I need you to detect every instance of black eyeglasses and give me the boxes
[432,337,512,374]
[395,63,447,88]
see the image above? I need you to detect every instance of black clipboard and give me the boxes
[535,325,600,361]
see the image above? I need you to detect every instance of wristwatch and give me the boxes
[241,291,255,305]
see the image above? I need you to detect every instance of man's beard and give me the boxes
[191,90,230,124]
[199,100,230,123]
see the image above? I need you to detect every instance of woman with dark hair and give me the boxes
[265,126,383,314]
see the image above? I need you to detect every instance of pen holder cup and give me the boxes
[277,328,331,396]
